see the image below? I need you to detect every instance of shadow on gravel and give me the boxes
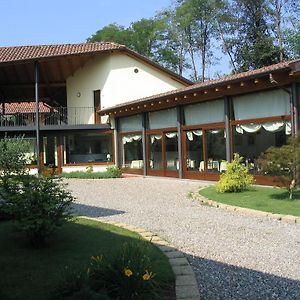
[72,203,126,218]
[187,254,300,300]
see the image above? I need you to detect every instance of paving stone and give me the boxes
[281,215,296,224]
[169,257,189,266]
[176,285,200,298]
[165,251,185,259]
[172,265,194,276]
[176,275,198,286]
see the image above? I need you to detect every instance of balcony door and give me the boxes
[147,131,179,177]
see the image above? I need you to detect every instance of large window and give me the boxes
[185,130,203,171]
[165,132,178,170]
[148,134,162,170]
[65,133,113,164]
[233,121,291,171]
[206,129,226,172]
[120,134,143,169]
[148,108,177,129]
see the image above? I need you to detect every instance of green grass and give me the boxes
[0,218,174,300]
[199,186,300,216]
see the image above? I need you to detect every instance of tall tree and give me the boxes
[175,0,218,81]
[224,0,281,71]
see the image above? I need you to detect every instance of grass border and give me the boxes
[192,188,300,225]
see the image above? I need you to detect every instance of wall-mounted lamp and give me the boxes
[76,92,81,97]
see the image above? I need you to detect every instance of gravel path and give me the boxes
[68,177,300,300]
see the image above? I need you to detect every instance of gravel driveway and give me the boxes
[68,177,300,300]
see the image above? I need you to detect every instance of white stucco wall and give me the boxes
[66,52,187,124]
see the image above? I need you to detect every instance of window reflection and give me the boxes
[185,130,203,171]
[148,135,162,170]
[121,134,143,169]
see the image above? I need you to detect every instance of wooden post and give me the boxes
[224,96,232,162]
[114,117,119,168]
[35,61,41,174]
[292,82,299,134]
[142,112,147,177]
[177,106,183,179]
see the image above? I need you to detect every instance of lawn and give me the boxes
[0,218,174,300]
[199,186,300,216]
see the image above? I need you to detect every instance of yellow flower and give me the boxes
[142,270,155,281]
[91,255,102,262]
[124,268,133,277]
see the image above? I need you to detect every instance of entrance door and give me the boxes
[147,132,179,177]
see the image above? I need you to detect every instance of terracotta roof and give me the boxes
[0,42,191,85]
[0,102,51,113]
[102,59,300,113]
[0,42,125,63]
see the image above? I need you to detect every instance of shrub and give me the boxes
[216,153,255,193]
[106,166,122,178]
[62,166,122,179]
[0,135,32,176]
[6,176,74,247]
[256,133,300,199]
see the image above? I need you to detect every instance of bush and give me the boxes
[0,135,32,176]
[62,166,122,179]
[54,242,162,300]
[5,176,74,247]
[216,154,255,193]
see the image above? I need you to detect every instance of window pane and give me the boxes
[119,114,142,132]
[165,132,178,170]
[233,89,290,120]
[65,133,113,164]
[148,134,162,170]
[120,134,143,169]
[184,99,224,125]
[206,129,226,172]
[185,130,203,171]
[149,108,177,129]
[233,122,291,172]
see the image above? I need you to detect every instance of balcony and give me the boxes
[0,107,109,131]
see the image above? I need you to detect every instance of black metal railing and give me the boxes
[0,107,97,127]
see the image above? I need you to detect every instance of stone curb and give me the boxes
[79,216,200,300]
[191,191,300,225]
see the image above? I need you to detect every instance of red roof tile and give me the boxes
[1,102,51,113]
[0,42,125,63]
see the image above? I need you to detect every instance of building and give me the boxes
[0,43,190,173]
[0,43,299,185]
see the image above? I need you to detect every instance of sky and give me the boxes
[0,0,172,46]
[0,0,229,77]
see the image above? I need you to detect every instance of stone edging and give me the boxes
[191,191,300,225]
[80,216,200,300]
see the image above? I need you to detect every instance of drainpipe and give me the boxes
[35,61,41,174]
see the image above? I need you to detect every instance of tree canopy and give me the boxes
[87,0,300,81]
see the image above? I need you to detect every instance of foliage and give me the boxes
[62,166,122,179]
[55,242,164,300]
[216,154,255,193]
[5,176,74,247]
[256,134,300,199]
[87,0,300,78]
[0,135,32,176]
